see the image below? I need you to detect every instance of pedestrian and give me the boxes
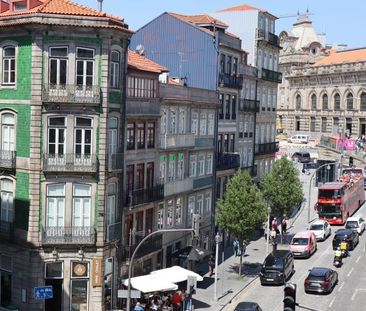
[271,217,278,233]
[281,216,287,235]
[270,226,277,243]
[208,255,215,277]
[233,238,239,257]
[134,302,145,311]
[172,291,182,311]
[242,240,247,257]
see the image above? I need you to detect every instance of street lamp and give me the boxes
[214,232,221,301]
[307,163,336,223]
[265,204,271,256]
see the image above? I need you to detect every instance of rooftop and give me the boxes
[314,48,366,66]
[216,3,277,19]
[128,50,168,73]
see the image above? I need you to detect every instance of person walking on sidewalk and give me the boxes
[233,238,239,257]
[271,217,278,233]
[208,255,215,277]
[242,240,247,257]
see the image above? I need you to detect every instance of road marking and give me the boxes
[338,282,344,292]
[356,255,361,263]
[351,289,359,301]
[347,267,354,277]
[329,296,336,308]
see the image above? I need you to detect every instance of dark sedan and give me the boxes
[304,267,338,294]
[234,302,263,311]
[332,228,359,250]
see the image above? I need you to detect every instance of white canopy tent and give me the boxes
[123,274,178,293]
[150,265,203,283]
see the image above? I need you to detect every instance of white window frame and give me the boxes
[179,108,186,134]
[198,154,205,176]
[110,50,120,88]
[108,117,118,156]
[166,200,174,227]
[2,45,16,86]
[75,47,95,88]
[208,113,214,135]
[191,112,198,135]
[0,178,14,223]
[175,197,182,225]
[177,153,184,180]
[1,112,16,153]
[169,107,176,134]
[157,203,164,229]
[197,194,204,215]
[72,184,92,227]
[159,157,166,183]
[189,155,197,177]
[199,112,207,136]
[206,153,213,175]
[46,183,65,228]
[48,46,68,86]
[205,192,211,213]
[187,196,195,226]
[106,183,116,227]
[74,117,93,156]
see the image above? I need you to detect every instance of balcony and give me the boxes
[257,29,281,47]
[216,153,240,171]
[126,98,160,116]
[42,226,96,245]
[261,68,282,83]
[239,64,258,78]
[106,222,122,242]
[255,142,279,156]
[164,177,193,197]
[109,153,123,171]
[43,154,98,173]
[159,134,195,149]
[218,73,243,89]
[239,99,260,113]
[121,234,162,261]
[42,84,101,105]
[0,220,14,240]
[0,150,16,170]
[125,185,164,207]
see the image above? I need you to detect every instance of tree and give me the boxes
[260,156,303,230]
[216,170,267,277]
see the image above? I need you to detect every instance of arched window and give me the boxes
[1,178,14,223]
[322,94,328,110]
[1,112,16,152]
[296,94,301,110]
[2,45,16,85]
[347,93,353,110]
[361,93,366,111]
[311,94,317,110]
[334,93,340,111]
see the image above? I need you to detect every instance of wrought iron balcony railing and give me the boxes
[42,84,101,105]
[0,220,14,240]
[0,150,16,170]
[121,234,163,261]
[218,73,243,89]
[42,226,96,245]
[159,134,195,149]
[268,32,280,47]
[125,184,164,207]
[216,152,240,171]
[261,68,283,83]
[43,154,98,173]
[239,99,260,113]
[255,142,279,156]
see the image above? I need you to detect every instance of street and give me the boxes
[223,160,366,311]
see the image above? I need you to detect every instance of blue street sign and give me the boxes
[34,286,53,300]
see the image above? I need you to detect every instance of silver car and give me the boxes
[309,220,331,241]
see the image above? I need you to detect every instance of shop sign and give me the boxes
[92,257,103,287]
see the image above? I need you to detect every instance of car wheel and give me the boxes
[322,234,325,241]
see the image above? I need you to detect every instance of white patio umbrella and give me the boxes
[150,265,203,283]
[123,274,178,293]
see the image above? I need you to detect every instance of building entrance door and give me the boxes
[45,279,62,311]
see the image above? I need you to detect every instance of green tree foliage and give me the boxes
[216,171,267,276]
[261,156,303,218]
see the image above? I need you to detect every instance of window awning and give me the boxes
[150,265,203,283]
[123,274,178,293]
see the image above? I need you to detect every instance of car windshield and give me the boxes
[310,224,324,231]
[307,274,325,281]
[292,238,309,245]
[264,257,283,268]
[335,234,347,240]
[346,221,358,228]
[317,203,342,215]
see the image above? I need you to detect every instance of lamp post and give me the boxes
[265,204,271,256]
[214,232,221,301]
[307,163,336,223]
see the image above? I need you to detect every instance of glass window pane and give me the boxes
[76,118,92,127]
[50,47,68,57]
[49,117,65,126]
[47,184,65,196]
[2,113,14,125]
[4,47,15,57]
[77,48,94,59]
[71,279,88,309]
[73,184,91,196]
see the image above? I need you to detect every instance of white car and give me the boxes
[345,216,366,235]
[309,220,332,241]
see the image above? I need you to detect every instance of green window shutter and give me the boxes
[160,154,166,161]
[169,154,175,161]
[178,153,183,161]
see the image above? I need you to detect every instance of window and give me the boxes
[205,192,211,213]
[296,94,301,110]
[0,268,11,307]
[311,94,317,110]
[74,117,92,156]
[49,47,67,86]
[199,112,207,135]
[198,155,205,176]
[108,118,118,156]
[76,47,94,88]
[220,54,225,74]
[230,134,235,152]
[159,155,166,183]
[225,95,230,119]
[168,154,175,181]
[187,196,195,226]
[127,76,157,98]
[147,122,155,148]
[46,183,65,228]
[347,93,353,110]
[208,113,214,135]
[1,113,15,153]
[322,94,328,110]
[127,122,135,150]
[191,112,198,135]
[136,122,145,149]
[206,153,213,174]
[231,95,236,120]
[189,155,197,177]
[146,162,154,188]
[177,153,184,180]
[175,198,182,225]
[110,50,120,88]
[233,57,238,75]
[73,184,91,227]
[170,108,176,134]
[157,203,164,229]
[361,93,366,111]
[219,94,224,119]
[179,108,186,134]
[107,183,116,227]
[136,163,144,189]
[226,55,232,74]
[126,165,134,194]
[166,200,173,227]
[71,279,88,311]
[333,117,339,132]
[160,108,167,134]
[334,93,341,111]
[2,46,15,85]
[197,194,203,215]
[321,117,327,133]
[0,179,14,223]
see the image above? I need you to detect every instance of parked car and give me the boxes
[260,250,294,285]
[304,267,338,294]
[309,220,331,241]
[289,231,317,258]
[288,134,309,144]
[234,302,263,311]
[332,228,359,250]
[292,152,311,163]
[345,216,366,235]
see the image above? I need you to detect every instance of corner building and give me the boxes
[0,0,131,310]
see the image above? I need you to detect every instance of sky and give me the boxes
[78,0,366,49]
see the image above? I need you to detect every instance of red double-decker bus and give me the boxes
[316,172,365,225]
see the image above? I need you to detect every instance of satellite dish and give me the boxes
[135,44,145,55]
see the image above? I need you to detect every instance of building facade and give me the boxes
[0,0,131,310]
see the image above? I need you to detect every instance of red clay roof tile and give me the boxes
[313,48,366,66]
[128,50,168,73]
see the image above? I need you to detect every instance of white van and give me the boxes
[288,134,309,144]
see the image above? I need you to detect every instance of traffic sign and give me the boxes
[34,286,53,300]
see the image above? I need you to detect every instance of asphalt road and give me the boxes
[224,161,366,311]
